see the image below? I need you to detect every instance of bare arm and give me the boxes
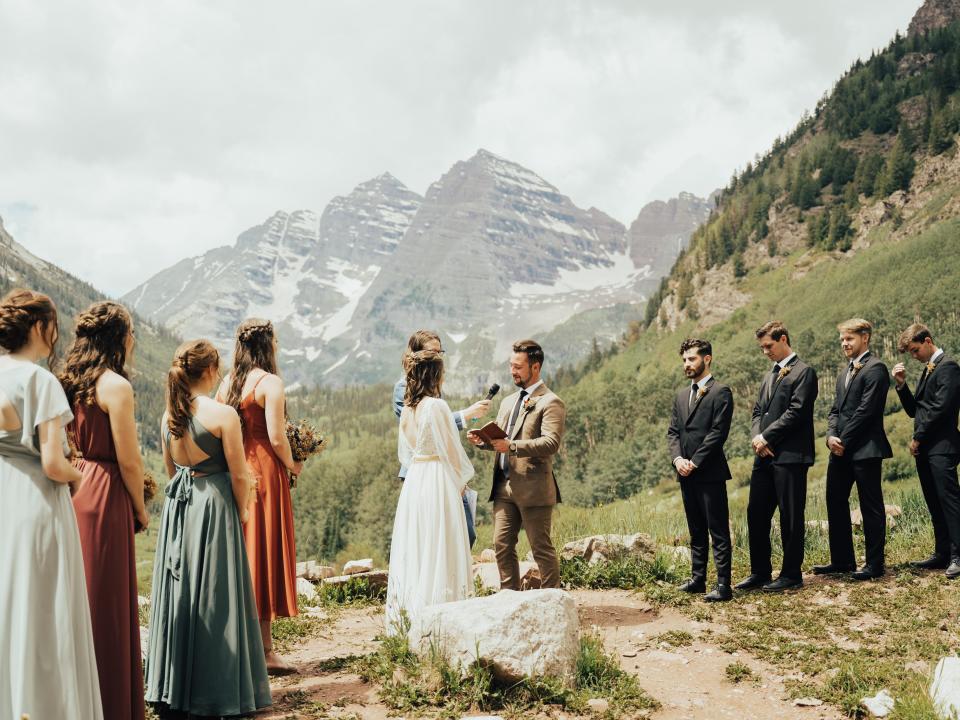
[160,414,175,478]
[39,417,82,484]
[261,374,301,474]
[219,407,255,523]
[99,374,148,526]
[214,375,230,404]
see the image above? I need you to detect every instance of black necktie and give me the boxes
[689,383,698,409]
[501,390,528,475]
[845,361,855,388]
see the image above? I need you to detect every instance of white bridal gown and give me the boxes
[386,396,475,633]
[0,361,103,719]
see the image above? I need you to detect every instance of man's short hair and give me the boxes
[512,339,545,367]
[756,321,790,345]
[679,338,712,358]
[898,323,933,353]
[837,318,872,338]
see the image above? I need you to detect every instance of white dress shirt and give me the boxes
[500,379,544,470]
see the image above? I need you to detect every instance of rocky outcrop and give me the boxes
[627,192,713,278]
[411,589,580,683]
[909,0,960,36]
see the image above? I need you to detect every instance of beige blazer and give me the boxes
[486,383,566,507]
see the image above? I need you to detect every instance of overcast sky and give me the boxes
[0,0,917,297]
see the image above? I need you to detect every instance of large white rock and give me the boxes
[861,689,895,718]
[296,560,335,581]
[931,657,960,719]
[342,558,374,575]
[296,577,318,601]
[411,589,579,683]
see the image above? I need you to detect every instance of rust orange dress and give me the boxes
[240,376,299,620]
[70,402,145,720]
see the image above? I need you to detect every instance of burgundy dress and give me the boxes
[70,403,145,720]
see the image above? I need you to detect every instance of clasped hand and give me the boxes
[752,434,774,458]
[827,436,845,456]
[674,458,696,477]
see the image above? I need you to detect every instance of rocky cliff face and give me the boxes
[627,192,714,278]
[909,0,960,36]
[125,151,708,390]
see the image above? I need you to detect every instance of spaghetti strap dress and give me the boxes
[239,374,298,620]
[144,414,271,716]
[71,401,145,720]
[0,362,103,719]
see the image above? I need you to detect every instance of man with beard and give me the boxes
[666,338,735,601]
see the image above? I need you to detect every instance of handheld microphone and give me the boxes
[486,383,501,401]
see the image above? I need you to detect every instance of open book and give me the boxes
[468,421,508,444]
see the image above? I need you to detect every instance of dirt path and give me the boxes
[262,590,845,719]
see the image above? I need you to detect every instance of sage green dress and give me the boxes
[145,415,271,716]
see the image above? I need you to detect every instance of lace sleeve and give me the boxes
[428,398,474,491]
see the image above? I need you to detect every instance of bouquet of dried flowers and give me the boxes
[285,419,327,487]
[143,470,158,504]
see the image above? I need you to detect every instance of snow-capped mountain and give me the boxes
[124,150,708,390]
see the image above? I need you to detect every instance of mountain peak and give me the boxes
[909,0,960,35]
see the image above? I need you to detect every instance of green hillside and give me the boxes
[0,222,181,451]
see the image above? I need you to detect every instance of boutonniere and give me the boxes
[522,396,538,413]
[851,361,865,378]
[696,385,710,401]
[777,365,792,381]
[927,362,937,373]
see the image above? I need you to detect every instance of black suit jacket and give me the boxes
[751,356,818,466]
[666,378,734,483]
[896,352,960,456]
[826,353,893,461]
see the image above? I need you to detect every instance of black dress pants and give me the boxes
[825,456,885,569]
[747,461,808,579]
[680,480,732,584]
[916,452,960,559]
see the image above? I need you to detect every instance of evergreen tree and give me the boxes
[928,109,953,154]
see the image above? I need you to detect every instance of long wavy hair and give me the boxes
[403,349,444,408]
[0,288,59,366]
[224,318,278,416]
[166,339,220,439]
[59,301,132,408]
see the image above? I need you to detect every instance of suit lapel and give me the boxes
[510,384,547,440]
[764,357,798,412]
[685,378,714,426]
[917,354,941,398]
[838,353,869,410]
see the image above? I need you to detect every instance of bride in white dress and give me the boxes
[386,348,474,633]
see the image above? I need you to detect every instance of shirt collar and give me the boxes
[777,352,797,370]
[932,348,944,363]
[521,379,543,396]
[852,350,870,365]
[692,374,713,390]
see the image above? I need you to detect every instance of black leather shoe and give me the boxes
[704,583,733,602]
[851,565,884,581]
[762,576,803,592]
[734,574,771,591]
[679,578,706,593]
[910,554,950,569]
[812,563,856,575]
[946,560,960,579]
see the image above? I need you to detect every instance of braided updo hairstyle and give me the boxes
[0,288,59,366]
[402,348,444,408]
[166,340,220,439]
[59,301,132,407]
[225,318,278,416]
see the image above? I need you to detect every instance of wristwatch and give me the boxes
[509,441,518,455]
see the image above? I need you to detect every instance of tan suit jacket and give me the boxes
[487,383,566,507]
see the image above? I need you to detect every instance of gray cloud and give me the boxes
[0,0,917,295]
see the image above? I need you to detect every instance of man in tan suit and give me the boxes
[468,339,566,590]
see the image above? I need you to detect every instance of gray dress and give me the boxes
[0,361,103,719]
[145,415,271,716]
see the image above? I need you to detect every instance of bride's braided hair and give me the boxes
[403,348,444,408]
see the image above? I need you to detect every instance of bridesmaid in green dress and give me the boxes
[145,339,271,718]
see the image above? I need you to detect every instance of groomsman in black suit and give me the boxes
[666,339,735,602]
[893,323,960,577]
[737,321,818,592]
[815,318,892,580]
